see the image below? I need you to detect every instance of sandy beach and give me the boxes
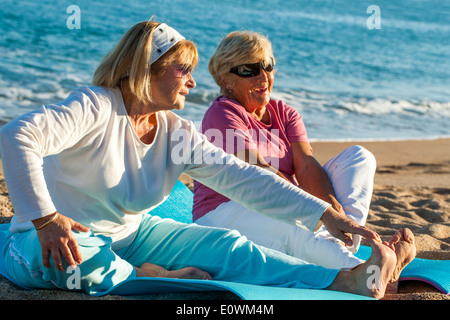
[0,138,449,300]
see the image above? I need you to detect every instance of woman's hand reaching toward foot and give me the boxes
[320,206,381,247]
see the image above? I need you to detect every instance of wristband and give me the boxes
[35,213,59,231]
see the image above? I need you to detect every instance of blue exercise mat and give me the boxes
[0,180,448,298]
[93,274,371,300]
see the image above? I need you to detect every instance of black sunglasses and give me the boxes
[229,58,275,78]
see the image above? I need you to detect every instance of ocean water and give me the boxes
[1,0,449,141]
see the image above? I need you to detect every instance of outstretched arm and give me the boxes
[184,126,380,244]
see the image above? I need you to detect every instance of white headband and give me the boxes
[150,23,185,64]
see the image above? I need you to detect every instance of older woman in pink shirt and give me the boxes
[193,31,415,271]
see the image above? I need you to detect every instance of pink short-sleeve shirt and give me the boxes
[192,96,310,221]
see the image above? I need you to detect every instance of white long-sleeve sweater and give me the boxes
[0,86,330,250]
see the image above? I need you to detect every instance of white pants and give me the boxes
[196,145,376,270]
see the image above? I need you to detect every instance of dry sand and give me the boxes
[0,138,449,300]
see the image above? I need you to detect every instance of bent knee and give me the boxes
[347,145,377,171]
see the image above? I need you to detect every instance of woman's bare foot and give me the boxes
[135,263,212,280]
[326,237,396,299]
[384,228,416,293]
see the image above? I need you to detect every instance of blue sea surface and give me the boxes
[1,0,449,141]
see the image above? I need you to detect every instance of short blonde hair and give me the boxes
[208,31,274,94]
[92,20,198,104]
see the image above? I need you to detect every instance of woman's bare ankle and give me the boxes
[326,238,396,299]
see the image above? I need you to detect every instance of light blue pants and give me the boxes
[2,215,339,295]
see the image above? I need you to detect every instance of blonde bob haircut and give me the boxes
[208,31,275,95]
[92,20,198,104]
